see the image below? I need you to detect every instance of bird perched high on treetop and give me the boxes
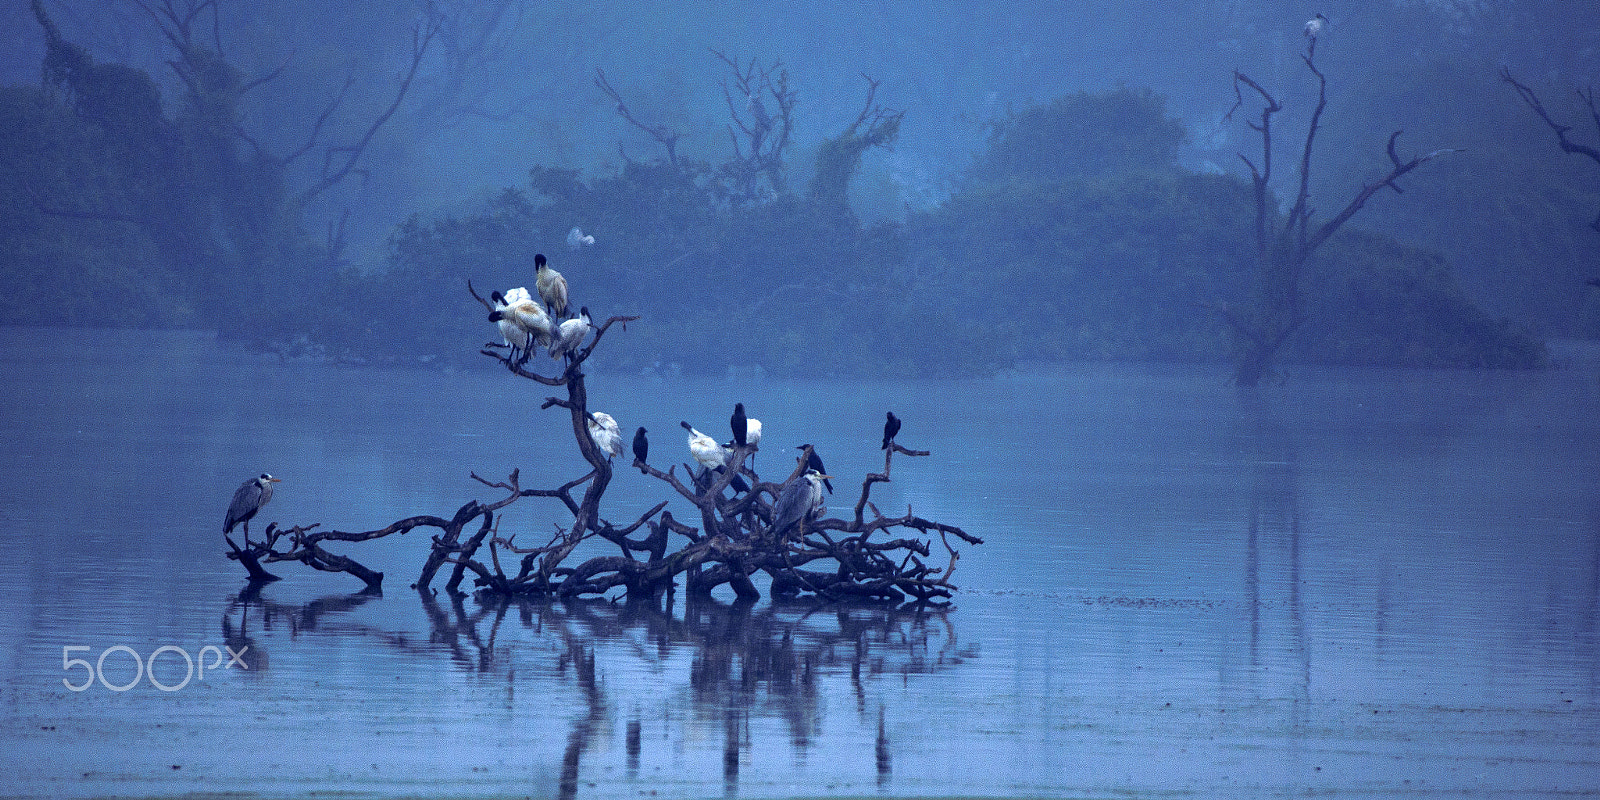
[535,253,568,320]
[881,411,901,450]
[1304,12,1327,39]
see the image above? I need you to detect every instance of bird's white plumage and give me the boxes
[567,227,595,250]
[682,422,729,469]
[499,296,555,349]
[492,288,532,350]
[536,258,568,319]
[549,308,593,360]
[744,417,762,447]
[588,411,624,459]
[1304,13,1326,38]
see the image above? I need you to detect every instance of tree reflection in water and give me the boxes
[223,589,973,797]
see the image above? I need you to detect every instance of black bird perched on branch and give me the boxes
[731,403,748,446]
[771,468,830,538]
[225,473,281,546]
[798,445,834,494]
[730,402,761,457]
[633,427,649,465]
[881,411,901,450]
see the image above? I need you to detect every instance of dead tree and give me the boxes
[1219,41,1459,386]
[228,285,978,605]
[595,67,682,165]
[712,49,796,201]
[1502,68,1600,235]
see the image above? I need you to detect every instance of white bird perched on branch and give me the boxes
[1304,12,1326,39]
[566,226,595,250]
[549,306,594,362]
[771,468,830,539]
[535,253,568,320]
[225,473,281,546]
[587,411,624,460]
[682,420,748,493]
[489,289,554,364]
[681,421,729,469]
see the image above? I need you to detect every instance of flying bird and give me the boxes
[535,253,569,320]
[881,411,901,450]
[549,306,594,362]
[225,473,281,546]
[771,468,830,539]
[587,411,624,460]
[566,226,596,250]
[1304,12,1326,38]
[633,427,649,465]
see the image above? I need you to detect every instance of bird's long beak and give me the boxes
[269,477,282,482]
[816,474,832,480]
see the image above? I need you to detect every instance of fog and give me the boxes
[5,1,1594,261]
[4,0,1599,370]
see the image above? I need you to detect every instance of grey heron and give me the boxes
[771,468,830,539]
[535,253,569,320]
[587,412,625,460]
[225,474,281,546]
[881,411,901,450]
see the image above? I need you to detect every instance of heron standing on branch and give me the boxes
[771,468,830,539]
[225,473,281,546]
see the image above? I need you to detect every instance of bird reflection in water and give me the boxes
[222,590,970,798]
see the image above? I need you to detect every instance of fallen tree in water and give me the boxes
[226,288,978,604]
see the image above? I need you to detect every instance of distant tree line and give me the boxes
[0,11,1546,377]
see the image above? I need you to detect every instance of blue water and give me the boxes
[1,327,1596,798]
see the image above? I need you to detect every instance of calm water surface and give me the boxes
[0,327,1596,799]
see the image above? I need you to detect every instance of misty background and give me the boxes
[2,0,1597,375]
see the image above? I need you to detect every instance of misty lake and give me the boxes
[0,326,1596,799]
